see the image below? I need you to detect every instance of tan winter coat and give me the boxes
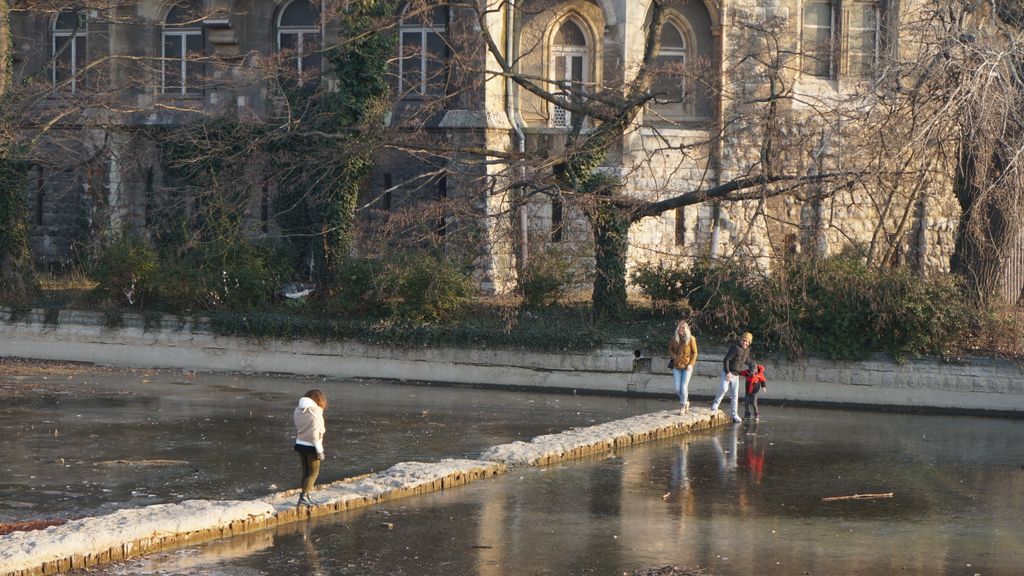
[668,335,698,369]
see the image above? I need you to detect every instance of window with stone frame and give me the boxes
[162,2,204,95]
[550,17,592,128]
[435,175,447,237]
[847,2,880,77]
[34,168,45,226]
[801,0,883,79]
[648,19,694,122]
[801,0,834,77]
[674,206,686,246]
[277,0,322,85]
[551,195,564,242]
[398,4,449,99]
[52,10,87,93]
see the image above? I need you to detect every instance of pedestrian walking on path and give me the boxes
[712,332,753,423]
[667,320,698,415]
[294,389,327,507]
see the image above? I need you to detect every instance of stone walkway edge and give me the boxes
[0,408,726,576]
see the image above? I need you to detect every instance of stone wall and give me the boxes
[1,308,1021,414]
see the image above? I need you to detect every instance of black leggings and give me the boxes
[298,451,320,493]
[744,391,760,416]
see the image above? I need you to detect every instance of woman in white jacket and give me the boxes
[293,389,327,507]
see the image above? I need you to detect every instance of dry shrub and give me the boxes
[968,304,1024,358]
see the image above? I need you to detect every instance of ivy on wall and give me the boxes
[138,0,398,297]
[273,0,397,286]
[0,1,36,301]
[0,156,36,300]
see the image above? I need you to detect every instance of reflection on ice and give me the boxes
[1,365,665,524]
[92,409,1024,576]
[4,362,1023,576]
[105,531,274,575]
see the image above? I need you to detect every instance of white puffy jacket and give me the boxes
[293,396,325,454]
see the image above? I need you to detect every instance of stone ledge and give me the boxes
[1,308,1024,413]
[0,409,723,576]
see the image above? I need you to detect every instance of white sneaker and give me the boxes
[731,416,742,423]
[711,403,719,412]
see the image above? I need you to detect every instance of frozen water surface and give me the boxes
[0,361,664,523]
[4,361,1024,575]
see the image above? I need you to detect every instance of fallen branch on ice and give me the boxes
[821,492,894,502]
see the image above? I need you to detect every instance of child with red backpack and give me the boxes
[740,361,767,421]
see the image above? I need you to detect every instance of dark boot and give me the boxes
[297,493,316,507]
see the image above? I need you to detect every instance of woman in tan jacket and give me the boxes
[668,320,698,414]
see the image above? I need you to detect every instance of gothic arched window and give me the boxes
[550,17,591,127]
[52,10,87,93]
[162,2,204,94]
[649,21,690,118]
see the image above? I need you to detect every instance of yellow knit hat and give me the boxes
[741,332,753,343]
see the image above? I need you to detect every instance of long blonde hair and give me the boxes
[673,321,691,346]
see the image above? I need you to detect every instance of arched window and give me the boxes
[162,2,204,94]
[651,23,684,112]
[648,21,691,120]
[398,5,448,98]
[52,10,87,93]
[550,17,590,127]
[277,0,322,83]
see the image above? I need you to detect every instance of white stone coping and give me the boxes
[261,458,502,513]
[0,409,722,576]
[0,500,274,575]
[482,407,718,466]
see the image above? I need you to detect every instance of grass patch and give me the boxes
[36,270,96,308]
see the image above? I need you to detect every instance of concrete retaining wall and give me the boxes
[1,308,1023,413]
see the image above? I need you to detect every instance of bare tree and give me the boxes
[943,0,1024,305]
[453,0,879,317]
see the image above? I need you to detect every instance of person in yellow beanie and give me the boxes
[712,332,752,423]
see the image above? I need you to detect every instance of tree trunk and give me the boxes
[318,156,364,285]
[949,141,1018,305]
[0,158,36,301]
[0,2,37,301]
[591,199,630,320]
[0,0,9,96]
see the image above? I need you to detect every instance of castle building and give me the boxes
[8,0,975,296]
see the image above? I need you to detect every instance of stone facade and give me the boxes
[9,0,960,291]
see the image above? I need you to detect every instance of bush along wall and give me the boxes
[632,255,970,361]
[87,234,970,359]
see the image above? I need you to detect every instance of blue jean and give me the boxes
[712,371,740,419]
[672,366,692,406]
